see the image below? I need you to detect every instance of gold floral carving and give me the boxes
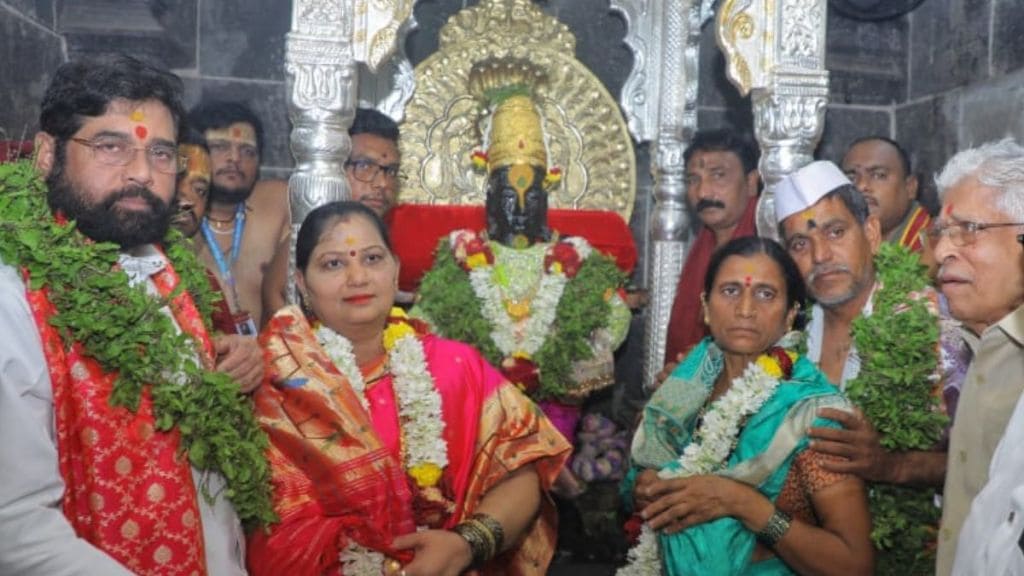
[399,0,637,220]
[717,0,766,96]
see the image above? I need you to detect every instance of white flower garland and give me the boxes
[318,318,450,573]
[468,265,567,357]
[617,356,786,576]
[316,327,368,410]
[315,321,448,475]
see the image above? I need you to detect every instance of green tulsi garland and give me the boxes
[845,242,946,575]
[0,160,276,529]
[416,236,625,400]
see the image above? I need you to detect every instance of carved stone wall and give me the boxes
[1,3,64,144]
[896,0,1024,212]
[1,0,294,178]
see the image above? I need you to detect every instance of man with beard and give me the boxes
[0,55,266,575]
[663,129,760,363]
[776,161,959,573]
[188,100,290,330]
[842,136,932,253]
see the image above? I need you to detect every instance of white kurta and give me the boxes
[953,387,1024,576]
[0,246,246,575]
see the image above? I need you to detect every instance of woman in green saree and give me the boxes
[620,236,873,575]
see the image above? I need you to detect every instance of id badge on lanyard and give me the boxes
[233,311,258,336]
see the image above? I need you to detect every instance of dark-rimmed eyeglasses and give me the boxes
[71,136,185,175]
[926,220,1024,247]
[345,158,402,183]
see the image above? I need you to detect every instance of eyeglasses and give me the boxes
[207,140,259,161]
[345,158,402,183]
[71,136,185,174]
[926,220,1024,247]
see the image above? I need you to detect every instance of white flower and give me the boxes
[338,541,385,576]
[617,525,662,576]
[466,248,567,358]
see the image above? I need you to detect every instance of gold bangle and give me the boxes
[453,513,506,567]
[453,520,495,567]
[468,513,505,554]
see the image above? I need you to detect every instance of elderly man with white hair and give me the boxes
[930,138,1024,576]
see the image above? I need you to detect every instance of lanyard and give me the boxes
[200,203,246,302]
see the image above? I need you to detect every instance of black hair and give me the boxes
[187,100,265,156]
[684,129,760,174]
[848,135,913,177]
[349,108,400,142]
[295,201,393,272]
[177,124,208,149]
[704,236,807,330]
[39,53,186,142]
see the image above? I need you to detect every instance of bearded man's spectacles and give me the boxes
[345,158,403,183]
[926,220,1024,247]
[71,136,186,175]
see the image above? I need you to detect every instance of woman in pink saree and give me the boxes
[247,201,570,576]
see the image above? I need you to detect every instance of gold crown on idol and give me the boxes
[468,58,550,174]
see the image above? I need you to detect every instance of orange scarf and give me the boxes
[25,258,212,576]
[895,203,932,253]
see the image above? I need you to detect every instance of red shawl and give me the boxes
[25,260,213,576]
[665,197,758,362]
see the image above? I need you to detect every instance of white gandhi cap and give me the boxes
[774,160,853,223]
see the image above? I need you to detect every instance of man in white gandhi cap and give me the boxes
[775,160,961,570]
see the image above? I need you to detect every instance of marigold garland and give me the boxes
[416,232,625,400]
[0,159,275,529]
[846,242,946,575]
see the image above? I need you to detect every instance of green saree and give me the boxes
[623,338,850,575]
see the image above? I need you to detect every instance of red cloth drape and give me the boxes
[386,204,637,292]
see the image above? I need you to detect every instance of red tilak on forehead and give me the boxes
[945,203,955,216]
[134,125,148,140]
[349,250,357,257]
[232,126,242,138]
[744,276,752,286]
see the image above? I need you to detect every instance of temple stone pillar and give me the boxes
[284,0,411,302]
[716,0,830,240]
[612,0,709,391]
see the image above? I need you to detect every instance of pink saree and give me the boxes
[247,306,570,575]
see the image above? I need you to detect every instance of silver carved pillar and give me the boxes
[717,0,830,240]
[612,0,705,391]
[285,0,411,302]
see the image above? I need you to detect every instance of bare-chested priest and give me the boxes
[188,100,290,331]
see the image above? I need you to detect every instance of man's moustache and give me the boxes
[808,264,851,284]
[696,199,726,212]
[106,186,166,210]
